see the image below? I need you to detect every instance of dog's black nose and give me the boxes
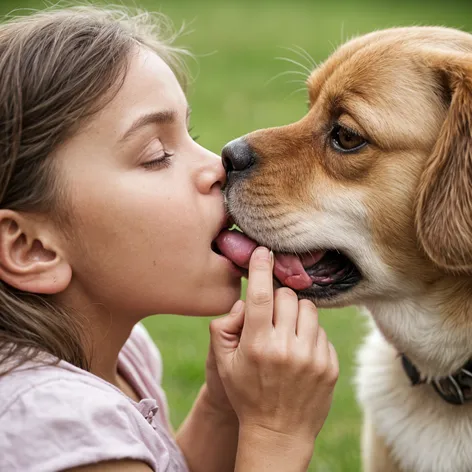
[221,138,256,175]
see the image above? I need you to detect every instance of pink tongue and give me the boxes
[215,229,321,290]
[273,254,317,290]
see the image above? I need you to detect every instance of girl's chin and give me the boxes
[181,290,242,317]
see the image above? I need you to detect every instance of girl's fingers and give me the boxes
[328,342,340,376]
[242,247,274,340]
[315,323,328,348]
[314,326,338,383]
[273,288,299,334]
[209,300,245,358]
[296,299,319,344]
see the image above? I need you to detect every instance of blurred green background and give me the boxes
[2,0,472,470]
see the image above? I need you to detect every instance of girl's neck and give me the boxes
[55,286,143,395]
[88,318,134,386]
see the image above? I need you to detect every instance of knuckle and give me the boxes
[314,358,330,377]
[322,367,339,388]
[209,319,219,335]
[317,327,328,343]
[328,365,340,385]
[299,299,317,312]
[261,343,284,363]
[269,345,290,365]
[294,350,313,371]
[250,288,272,307]
[246,344,264,362]
[272,351,290,366]
[275,287,297,300]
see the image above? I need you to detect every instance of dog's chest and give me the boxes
[356,327,472,472]
[363,299,472,378]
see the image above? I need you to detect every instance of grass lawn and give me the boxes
[2,0,472,470]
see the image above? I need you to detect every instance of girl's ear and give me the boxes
[0,210,72,294]
[415,52,472,273]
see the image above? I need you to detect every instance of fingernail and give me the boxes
[231,300,244,314]
[254,246,270,260]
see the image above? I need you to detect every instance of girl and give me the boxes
[0,6,338,472]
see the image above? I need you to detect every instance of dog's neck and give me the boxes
[401,353,472,405]
[363,288,472,379]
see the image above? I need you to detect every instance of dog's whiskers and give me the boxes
[286,86,309,99]
[275,56,313,76]
[283,45,318,70]
[286,79,309,86]
[265,69,309,87]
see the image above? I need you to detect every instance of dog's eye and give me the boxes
[331,125,367,153]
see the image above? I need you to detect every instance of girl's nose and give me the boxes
[196,149,227,194]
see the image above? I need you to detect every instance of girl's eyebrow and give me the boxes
[119,105,191,144]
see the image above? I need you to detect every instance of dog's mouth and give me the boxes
[212,224,362,298]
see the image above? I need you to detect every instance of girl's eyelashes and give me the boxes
[139,126,197,170]
[142,152,173,170]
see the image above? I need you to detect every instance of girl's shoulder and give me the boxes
[0,322,185,472]
[0,356,158,471]
[0,322,162,415]
[118,323,173,430]
[120,322,164,388]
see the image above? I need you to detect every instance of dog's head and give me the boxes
[222,27,472,308]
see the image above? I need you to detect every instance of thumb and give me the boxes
[210,300,245,359]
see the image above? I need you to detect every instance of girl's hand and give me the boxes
[210,246,339,442]
[203,341,236,417]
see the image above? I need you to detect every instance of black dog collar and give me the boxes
[401,354,472,405]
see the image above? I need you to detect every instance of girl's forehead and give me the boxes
[124,48,185,102]
[79,48,187,139]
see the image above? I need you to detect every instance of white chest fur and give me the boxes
[356,326,472,472]
[363,299,472,378]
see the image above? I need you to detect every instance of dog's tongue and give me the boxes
[273,253,316,290]
[215,229,321,290]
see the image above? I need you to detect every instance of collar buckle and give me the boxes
[401,354,472,406]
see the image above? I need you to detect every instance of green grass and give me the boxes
[2,0,472,470]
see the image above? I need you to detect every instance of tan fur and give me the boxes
[416,53,472,272]
[226,26,472,471]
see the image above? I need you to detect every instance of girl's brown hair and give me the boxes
[0,5,189,374]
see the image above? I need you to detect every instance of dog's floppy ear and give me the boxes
[416,52,472,273]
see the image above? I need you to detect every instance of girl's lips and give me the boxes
[212,212,235,242]
[213,246,246,277]
[214,229,325,290]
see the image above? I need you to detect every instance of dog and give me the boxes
[218,26,472,472]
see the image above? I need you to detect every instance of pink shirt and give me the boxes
[0,323,190,472]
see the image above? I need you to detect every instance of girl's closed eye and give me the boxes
[142,152,172,170]
[141,139,173,170]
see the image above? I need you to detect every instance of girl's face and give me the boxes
[54,47,242,318]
